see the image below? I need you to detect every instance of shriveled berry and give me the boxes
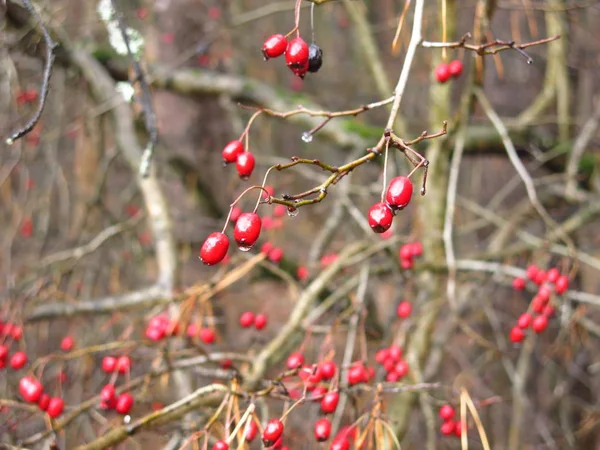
[368,202,394,233]
[262,419,284,447]
[509,326,525,343]
[314,417,332,442]
[236,152,256,179]
[307,43,323,73]
[239,311,255,328]
[115,393,134,414]
[222,140,244,164]
[286,352,304,369]
[435,63,451,83]
[439,404,455,421]
[262,34,287,60]
[532,315,548,333]
[234,213,262,251]
[448,59,463,78]
[200,232,230,266]
[385,176,413,210]
[47,397,64,418]
[321,391,339,414]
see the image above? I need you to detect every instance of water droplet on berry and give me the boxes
[301,132,313,143]
[238,244,253,252]
[287,207,299,217]
[240,175,250,181]
[6,138,14,145]
[124,415,131,424]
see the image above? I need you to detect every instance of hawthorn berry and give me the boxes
[244,420,259,442]
[314,417,332,442]
[254,313,267,330]
[435,63,451,83]
[297,265,309,281]
[308,43,323,73]
[394,360,409,377]
[102,356,117,373]
[555,275,569,294]
[448,59,463,78]
[262,34,287,60]
[116,355,131,374]
[526,264,539,280]
[199,327,216,344]
[186,323,198,337]
[239,311,255,328]
[100,384,116,407]
[400,257,413,269]
[10,351,27,370]
[537,285,551,302]
[229,206,242,223]
[320,360,337,380]
[47,397,64,418]
[531,295,545,314]
[410,241,423,256]
[0,345,7,363]
[38,393,50,411]
[386,371,400,382]
[115,393,134,414]
[396,301,412,318]
[320,391,339,414]
[19,376,43,403]
[200,232,230,266]
[61,336,75,351]
[286,352,305,369]
[512,277,526,291]
[385,176,413,210]
[212,440,229,450]
[375,348,389,365]
[543,304,555,317]
[388,345,402,362]
[534,270,547,285]
[441,420,456,435]
[368,202,394,233]
[222,140,244,164]
[286,37,309,69]
[347,363,368,386]
[267,247,284,264]
[532,315,548,333]
[509,326,525,343]
[454,421,463,437]
[331,437,351,450]
[236,152,256,179]
[311,385,328,401]
[546,268,560,283]
[439,404,455,421]
[262,419,284,447]
[11,326,23,341]
[517,313,532,329]
[233,213,262,251]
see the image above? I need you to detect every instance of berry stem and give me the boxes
[225,403,255,445]
[222,186,272,233]
[442,0,447,61]
[381,134,391,203]
[310,2,316,43]
[239,110,262,142]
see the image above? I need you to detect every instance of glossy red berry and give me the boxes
[212,440,229,450]
[320,360,337,380]
[439,404,455,421]
[320,391,339,414]
[410,242,423,257]
[199,327,216,344]
[116,356,131,374]
[448,59,463,78]
[239,311,255,328]
[512,277,526,291]
[38,393,50,411]
[236,152,255,179]
[517,313,532,329]
[267,247,284,264]
[10,351,27,369]
[440,420,456,435]
[534,270,547,285]
[60,336,74,351]
[537,285,551,302]
[509,326,525,343]
[11,326,23,341]
[100,384,116,407]
[546,268,560,283]
[375,348,389,365]
[402,258,413,269]
[532,315,548,333]
[314,417,332,442]
[388,345,402,362]
[396,301,412,318]
[115,393,134,414]
[0,344,8,361]
[543,304,555,317]
[297,265,309,281]
[331,436,351,450]
[386,371,400,382]
[285,37,309,69]
[222,140,244,164]
[254,314,267,330]
[244,420,259,442]
[200,232,230,265]
[286,352,304,369]
[555,275,569,294]
[102,356,117,373]
[531,295,545,314]
[262,34,287,60]
[347,364,368,386]
[454,421,463,437]
[368,202,394,233]
[394,360,409,377]
[47,397,64,418]
[262,419,284,447]
[526,264,539,280]
[385,176,413,210]
[234,213,262,250]
[435,63,451,83]
[19,376,43,403]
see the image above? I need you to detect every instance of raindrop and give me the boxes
[6,138,14,146]
[287,207,299,217]
[238,244,253,252]
[301,132,313,143]
[124,415,131,424]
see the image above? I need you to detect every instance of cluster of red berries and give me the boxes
[221,140,256,179]
[367,176,414,234]
[144,315,218,344]
[239,311,268,330]
[375,345,410,382]
[509,265,569,343]
[100,383,134,414]
[439,404,463,437]
[398,241,423,269]
[0,321,25,370]
[260,241,284,264]
[101,355,131,374]
[434,59,463,83]
[262,34,323,79]
[19,376,64,418]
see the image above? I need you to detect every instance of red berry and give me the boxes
[410,242,423,257]
[262,34,288,60]
[47,397,64,418]
[531,315,548,333]
[331,437,351,450]
[146,324,166,341]
[546,268,560,283]
[229,206,242,223]
[386,371,400,382]
[509,326,525,343]
[222,140,244,164]
[236,152,256,179]
[385,176,413,210]
[285,37,309,69]
[314,417,332,442]
[512,277,526,291]
[304,364,323,385]
[448,59,463,78]
[212,440,229,450]
[116,356,131,374]
[396,301,412,318]
[254,314,267,330]
[61,336,74,351]
[262,419,284,447]
[321,391,340,414]
[38,393,50,411]
[555,275,569,294]
[200,232,230,265]
[267,247,284,264]
[399,244,412,260]
[320,360,337,380]
[526,264,539,280]
[10,351,27,370]
[239,311,255,328]
[234,213,262,250]
[19,376,43,403]
[375,348,389,365]
[0,345,7,362]
[383,358,396,373]
[199,327,216,344]
[244,420,259,442]
[388,345,402,362]
[394,360,409,377]
[435,63,451,83]
[11,326,23,341]
[367,202,394,233]
[543,304,555,317]
[534,270,547,285]
[346,364,367,386]
[517,313,532,329]
[286,352,304,369]
[260,241,273,255]
[439,405,455,421]
[311,385,328,401]
[115,393,134,414]
[297,265,309,281]
[531,295,545,314]
[186,323,198,337]
[537,285,551,302]
[273,204,287,218]
[454,421,463,437]
[102,356,117,373]
[441,420,456,435]
[100,384,116,407]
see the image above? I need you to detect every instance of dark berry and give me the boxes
[307,43,323,73]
